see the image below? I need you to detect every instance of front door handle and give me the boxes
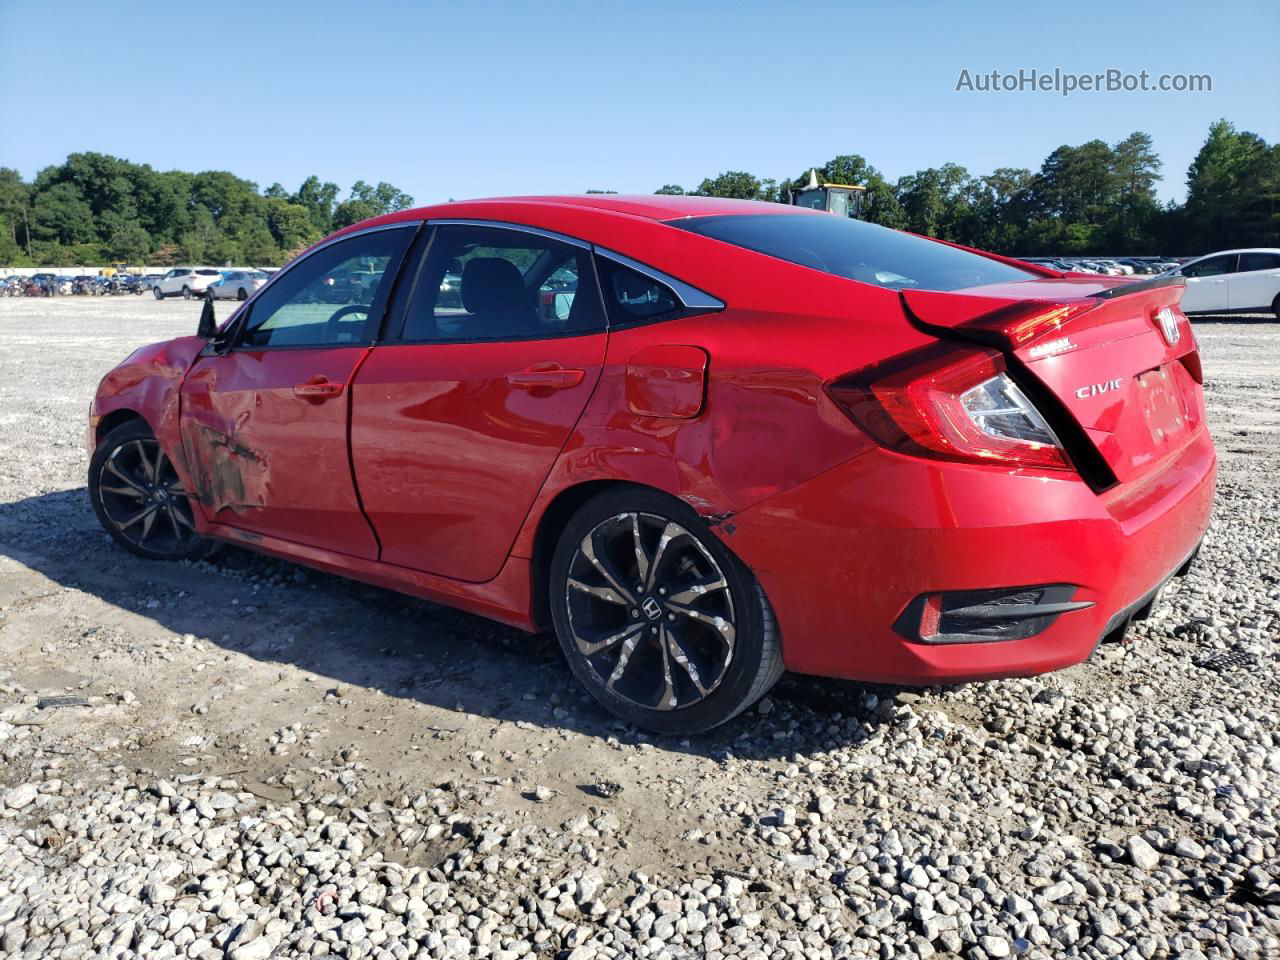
[505,363,586,392]
[293,376,345,400]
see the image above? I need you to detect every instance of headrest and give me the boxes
[461,258,525,314]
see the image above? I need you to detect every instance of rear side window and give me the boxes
[595,258,682,326]
[1237,252,1280,272]
[673,213,1036,292]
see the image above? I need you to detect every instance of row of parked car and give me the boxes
[0,267,277,299]
[1020,256,1182,276]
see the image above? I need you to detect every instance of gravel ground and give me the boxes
[0,296,1277,960]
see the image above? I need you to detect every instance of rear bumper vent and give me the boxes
[895,584,1092,645]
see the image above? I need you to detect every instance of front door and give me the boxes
[350,223,608,582]
[1179,254,1234,313]
[180,225,415,556]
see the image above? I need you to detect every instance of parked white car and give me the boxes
[1172,249,1280,316]
[207,270,270,301]
[153,268,222,300]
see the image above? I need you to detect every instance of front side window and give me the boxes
[238,227,413,349]
[399,225,604,342]
[673,213,1036,292]
[1183,255,1233,278]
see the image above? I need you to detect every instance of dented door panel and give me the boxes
[180,347,378,558]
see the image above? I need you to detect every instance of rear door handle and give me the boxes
[293,376,345,399]
[505,363,586,392]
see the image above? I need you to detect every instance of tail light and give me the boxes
[827,344,1071,471]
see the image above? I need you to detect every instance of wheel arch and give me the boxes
[95,408,149,446]
[527,479,634,629]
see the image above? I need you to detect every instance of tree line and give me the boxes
[660,119,1277,256]
[0,156,415,267]
[0,118,1275,266]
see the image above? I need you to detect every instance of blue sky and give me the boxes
[3,0,1276,205]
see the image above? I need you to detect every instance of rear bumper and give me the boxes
[719,428,1215,684]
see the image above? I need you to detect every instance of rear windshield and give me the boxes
[196,269,221,276]
[672,213,1035,292]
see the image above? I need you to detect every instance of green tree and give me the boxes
[654,184,685,195]
[691,170,770,200]
[0,168,32,256]
[292,176,340,234]
[29,182,96,246]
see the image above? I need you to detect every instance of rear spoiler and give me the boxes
[1090,273,1184,300]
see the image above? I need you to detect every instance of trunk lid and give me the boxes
[901,275,1205,486]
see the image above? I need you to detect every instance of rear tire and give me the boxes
[549,486,783,734]
[237,288,248,301]
[89,420,209,562]
[182,286,192,300]
[1272,293,1279,319]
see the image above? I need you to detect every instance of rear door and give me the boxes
[1230,252,1280,310]
[1179,254,1234,312]
[180,225,415,555]
[350,222,608,582]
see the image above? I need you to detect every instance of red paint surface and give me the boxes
[89,195,1216,687]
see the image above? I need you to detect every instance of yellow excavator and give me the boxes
[785,169,867,219]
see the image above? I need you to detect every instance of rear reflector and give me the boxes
[827,343,1071,471]
[895,584,1092,644]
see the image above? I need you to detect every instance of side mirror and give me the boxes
[196,297,218,340]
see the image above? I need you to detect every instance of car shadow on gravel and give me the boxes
[0,488,899,760]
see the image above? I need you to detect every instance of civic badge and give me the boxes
[1155,307,1180,345]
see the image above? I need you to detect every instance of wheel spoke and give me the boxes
[645,522,682,591]
[667,601,737,649]
[169,504,196,531]
[630,514,651,586]
[654,626,677,711]
[140,507,157,542]
[605,631,643,690]
[116,503,158,533]
[105,459,147,495]
[133,440,157,483]
[99,483,146,500]
[568,578,630,606]
[666,575,728,606]
[152,444,166,484]
[575,622,643,657]
[665,625,710,698]
[579,530,636,604]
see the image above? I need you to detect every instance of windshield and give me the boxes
[672,213,1035,292]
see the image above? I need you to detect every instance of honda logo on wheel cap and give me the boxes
[641,597,663,620]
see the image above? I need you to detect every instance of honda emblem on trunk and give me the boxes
[1155,307,1181,345]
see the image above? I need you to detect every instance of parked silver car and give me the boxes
[206,270,270,301]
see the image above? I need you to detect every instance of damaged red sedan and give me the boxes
[88,196,1215,733]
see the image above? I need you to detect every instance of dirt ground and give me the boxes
[1,295,1278,959]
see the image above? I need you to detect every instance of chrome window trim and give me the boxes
[426,218,591,250]
[217,220,422,344]
[593,246,724,311]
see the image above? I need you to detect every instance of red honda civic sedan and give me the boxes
[87,195,1215,733]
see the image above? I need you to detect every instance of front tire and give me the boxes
[549,487,783,734]
[153,287,164,300]
[1272,293,1279,319]
[89,420,208,561]
[237,288,248,301]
